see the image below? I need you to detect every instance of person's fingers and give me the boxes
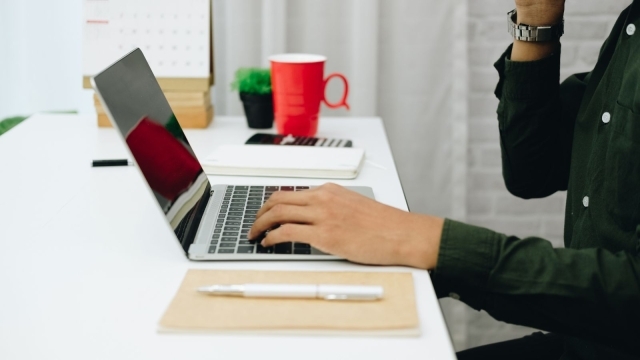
[256,190,313,218]
[260,223,315,247]
[249,204,315,239]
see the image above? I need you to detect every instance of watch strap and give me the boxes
[507,9,564,42]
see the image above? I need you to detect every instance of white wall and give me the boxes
[0,0,90,118]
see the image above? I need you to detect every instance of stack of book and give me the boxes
[93,87,213,129]
[82,0,214,128]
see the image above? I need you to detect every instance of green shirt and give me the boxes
[432,3,640,359]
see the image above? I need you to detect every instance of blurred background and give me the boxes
[0,0,630,352]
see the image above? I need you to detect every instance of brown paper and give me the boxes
[159,270,419,333]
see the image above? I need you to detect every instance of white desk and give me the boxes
[0,114,455,360]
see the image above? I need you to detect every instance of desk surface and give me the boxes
[0,114,455,360]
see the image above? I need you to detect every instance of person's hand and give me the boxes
[248,183,444,269]
[515,0,565,25]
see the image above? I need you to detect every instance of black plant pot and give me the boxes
[239,92,274,129]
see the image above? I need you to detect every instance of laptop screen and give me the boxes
[92,48,211,252]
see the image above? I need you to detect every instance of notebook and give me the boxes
[201,145,366,179]
[159,269,420,336]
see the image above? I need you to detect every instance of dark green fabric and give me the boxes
[432,2,640,359]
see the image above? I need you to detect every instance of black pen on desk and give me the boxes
[92,159,133,167]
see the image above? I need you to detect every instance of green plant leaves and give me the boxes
[230,68,271,95]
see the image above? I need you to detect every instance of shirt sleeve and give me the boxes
[431,219,640,355]
[495,45,588,199]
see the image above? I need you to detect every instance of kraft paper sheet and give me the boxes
[159,269,419,335]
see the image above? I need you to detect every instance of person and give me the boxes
[249,0,640,358]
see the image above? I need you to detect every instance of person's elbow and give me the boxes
[503,175,556,200]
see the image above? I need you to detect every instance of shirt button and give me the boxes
[449,292,460,300]
[627,23,636,36]
[602,112,611,124]
[583,196,589,208]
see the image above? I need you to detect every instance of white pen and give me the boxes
[197,283,384,301]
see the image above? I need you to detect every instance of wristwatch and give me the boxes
[507,9,564,42]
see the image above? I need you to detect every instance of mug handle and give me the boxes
[322,73,350,110]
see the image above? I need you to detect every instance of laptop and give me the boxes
[91,48,375,260]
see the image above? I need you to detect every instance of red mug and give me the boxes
[269,54,349,137]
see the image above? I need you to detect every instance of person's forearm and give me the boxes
[511,3,564,61]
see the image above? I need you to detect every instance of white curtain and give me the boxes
[212,0,463,218]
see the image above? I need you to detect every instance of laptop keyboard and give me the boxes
[208,186,315,255]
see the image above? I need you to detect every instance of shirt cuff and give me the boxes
[430,219,502,310]
[494,44,561,100]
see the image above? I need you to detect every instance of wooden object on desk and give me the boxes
[159,269,420,335]
[94,93,213,129]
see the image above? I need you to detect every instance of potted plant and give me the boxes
[231,67,274,129]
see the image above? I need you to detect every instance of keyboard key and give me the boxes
[216,218,225,223]
[246,206,261,210]
[242,223,253,229]
[235,186,249,190]
[266,186,279,191]
[247,201,262,206]
[229,207,244,212]
[240,229,250,234]
[281,186,294,191]
[247,196,262,201]
[274,242,292,254]
[215,224,223,229]
[224,226,240,231]
[222,200,230,205]
[224,197,231,201]
[213,229,222,234]
[222,232,239,237]
[296,186,310,190]
[219,243,236,248]
[227,216,242,221]
[294,243,311,249]
[218,248,234,254]
[228,212,243,216]
[221,237,237,242]
[239,240,252,245]
[211,234,220,239]
[237,246,255,254]
[208,246,217,254]
[211,240,219,245]
[225,221,241,226]
[256,244,274,253]
[293,248,311,254]
[250,186,264,190]
[245,210,258,215]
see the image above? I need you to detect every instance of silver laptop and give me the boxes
[91,48,374,260]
